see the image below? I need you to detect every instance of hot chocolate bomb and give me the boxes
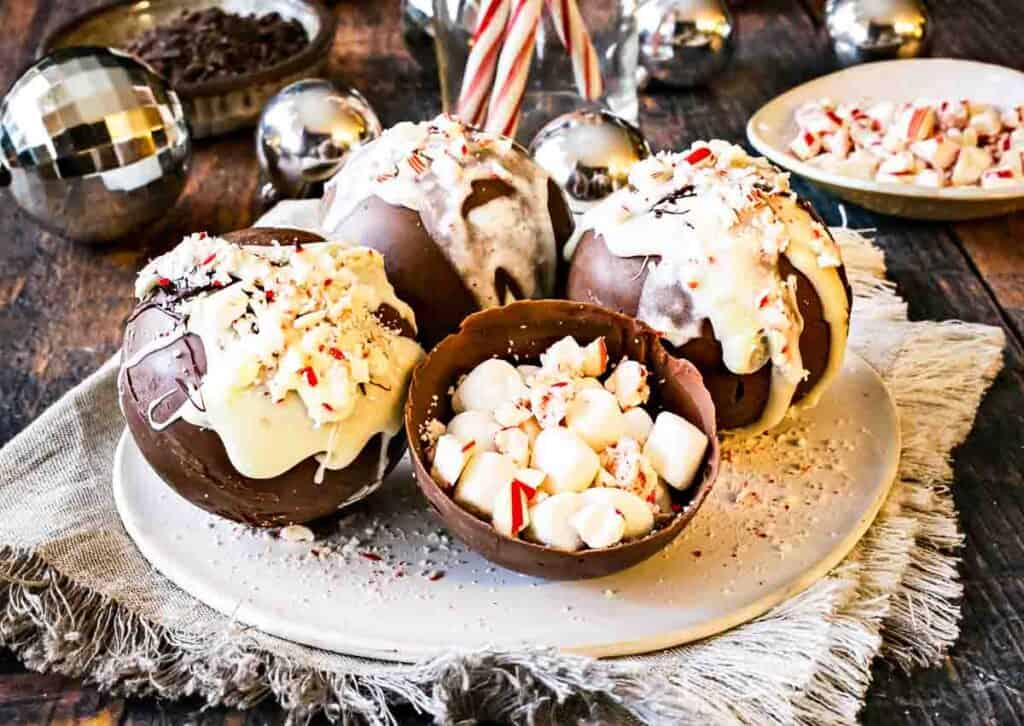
[318,114,574,347]
[566,142,853,434]
[118,227,424,526]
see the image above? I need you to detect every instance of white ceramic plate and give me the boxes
[113,353,899,662]
[747,59,1024,220]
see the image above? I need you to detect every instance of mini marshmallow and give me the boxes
[524,493,584,551]
[530,381,576,428]
[454,451,517,518]
[643,411,709,490]
[569,503,626,549]
[516,364,541,383]
[600,437,658,502]
[518,416,542,447]
[494,427,531,467]
[581,337,609,377]
[492,479,532,538]
[540,336,586,374]
[531,427,600,493]
[578,377,604,390]
[579,487,655,540]
[652,479,674,514]
[622,407,654,444]
[447,410,501,453]
[951,146,993,186]
[910,136,960,170]
[452,359,526,413]
[866,100,896,126]
[604,360,650,409]
[514,467,547,491]
[565,387,627,452]
[494,396,532,427]
[431,434,473,487]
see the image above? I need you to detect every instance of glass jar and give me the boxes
[434,0,639,142]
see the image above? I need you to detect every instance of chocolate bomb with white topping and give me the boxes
[566,142,853,435]
[318,114,574,347]
[118,227,424,526]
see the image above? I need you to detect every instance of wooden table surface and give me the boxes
[1,0,1022,723]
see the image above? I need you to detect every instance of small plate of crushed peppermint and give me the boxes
[747,58,1024,220]
[42,0,334,138]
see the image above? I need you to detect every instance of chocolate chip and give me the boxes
[124,8,309,86]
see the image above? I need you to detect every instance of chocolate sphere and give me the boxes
[118,228,422,526]
[566,142,853,435]
[320,115,574,347]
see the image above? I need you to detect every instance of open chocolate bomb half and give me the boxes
[118,227,416,527]
[405,300,721,579]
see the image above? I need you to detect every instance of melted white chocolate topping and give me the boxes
[132,234,424,479]
[567,141,850,435]
[319,114,558,306]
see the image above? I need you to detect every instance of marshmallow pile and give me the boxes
[424,336,710,551]
[790,98,1024,189]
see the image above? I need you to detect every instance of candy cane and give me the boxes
[456,0,511,127]
[484,0,543,138]
[544,0,604,101]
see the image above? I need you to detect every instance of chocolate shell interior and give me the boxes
[566,229,852,430]
[329,178,574,348]
[405,300,721,580]
[118,227,409,527]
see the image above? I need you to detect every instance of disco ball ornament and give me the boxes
[826,0,929,67]
[0,47,191,244]
[637,0,736,88]
[530,110,652,214]
[257,78,382,204]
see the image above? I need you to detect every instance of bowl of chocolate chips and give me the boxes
[42,0,334,138]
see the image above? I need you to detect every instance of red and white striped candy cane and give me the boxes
[545,0,604,101]
[456,0,511,127]
[484,0,543,138]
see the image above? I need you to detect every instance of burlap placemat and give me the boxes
[0,227,1005,725]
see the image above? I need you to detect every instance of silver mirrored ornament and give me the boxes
[826,0,929,67]
[637,0,735,88]
[0,46,191,244]
[529,110,652,214]
[257,78,382,204]
[402,0,437,70]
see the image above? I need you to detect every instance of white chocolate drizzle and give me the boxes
[319,114,558,306]
[567,141,850,435]
[131,234,424,479]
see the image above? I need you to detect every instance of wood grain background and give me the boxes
[0,0,1022,723]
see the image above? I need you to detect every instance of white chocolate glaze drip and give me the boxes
[567,141,850,435]
[319,114,558,306]
[133,234,424,478]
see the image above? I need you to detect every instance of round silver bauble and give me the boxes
[529,110,652,214]
[0,46,191,244]
[257,78,382,202]
[826,0,929,67]
[637,0,736,88]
